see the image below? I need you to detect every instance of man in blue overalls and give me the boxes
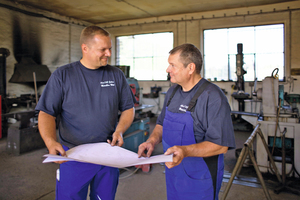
[138,43,236,200]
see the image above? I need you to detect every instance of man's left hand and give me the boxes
[164,146,187,169]
[107,132,124,147]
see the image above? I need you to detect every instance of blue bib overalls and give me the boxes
[162,81,224,200]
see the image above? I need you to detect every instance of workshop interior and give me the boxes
[1,0,300,200]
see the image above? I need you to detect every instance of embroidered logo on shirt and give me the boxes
[179,104,188,112]
[100,81,115,87]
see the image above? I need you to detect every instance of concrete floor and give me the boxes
[0,117,299,200]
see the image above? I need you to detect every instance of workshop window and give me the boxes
[203,24,284,81]
[116,32,173,80]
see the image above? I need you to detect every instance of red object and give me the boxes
[129,84,136,95]
[129,83,139,106]
[135,164,152,173]
[0,95,2,139]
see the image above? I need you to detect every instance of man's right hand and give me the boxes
[47,141,67,164]
[138,141,155,158]
[38,111,66,164]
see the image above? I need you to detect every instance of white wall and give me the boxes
[98,1,300,113]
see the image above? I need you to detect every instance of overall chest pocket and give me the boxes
[163,118,185,148]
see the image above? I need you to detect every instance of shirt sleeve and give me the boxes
[193,87,236,149]
[35,72,63,117]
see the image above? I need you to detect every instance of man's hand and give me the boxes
[137,124,163,158]
[164,146,187,169]
[47,140,66,164]
[138,141,155,158]
[38,111,66,164]
[107,132,124,147]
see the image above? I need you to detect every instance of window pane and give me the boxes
[116,36,134,57]
[204,54,228,81]
[116,32,173,80]
[256,24,284,53]
[229,54,236,81]
[243,54,255,81]
[133,57,153,80]
[204,29,228,55]
[153,33,173,56]
[153,56,168,80]
[204,29,228,80]
[134,35,153,57]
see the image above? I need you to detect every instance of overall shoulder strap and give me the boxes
[166,85,180,107]
[187,80,210,112]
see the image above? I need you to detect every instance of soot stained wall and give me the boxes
[0,1,87,97]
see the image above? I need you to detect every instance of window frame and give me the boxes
[199,12,290,82]
[115,32,174,81]
[203,24,285,82]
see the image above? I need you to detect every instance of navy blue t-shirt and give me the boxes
[36,61,136,148]
[157,79,236,149]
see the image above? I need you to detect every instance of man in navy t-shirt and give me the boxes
[138,44,235,200]
[36,26,136,200]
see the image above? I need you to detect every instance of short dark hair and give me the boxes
[80,26,110,46]
[169,43,203,74]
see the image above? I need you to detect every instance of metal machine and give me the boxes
[243,72,300,178]
[5,110,44,156]
[231,43,250,112]
[231,44,252,132]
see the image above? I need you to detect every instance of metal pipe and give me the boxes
[231,111,259,117]
[102,8,300,29]
[236,148,248,176]
[257,129,282,183]
[221,146,247,200]
[244,123,260,147]
[281,128,287,184]
[274,127,300,195]
[271,98,281,155]
[247,148,272,200]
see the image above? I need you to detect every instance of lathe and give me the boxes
[242,74,300,178]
